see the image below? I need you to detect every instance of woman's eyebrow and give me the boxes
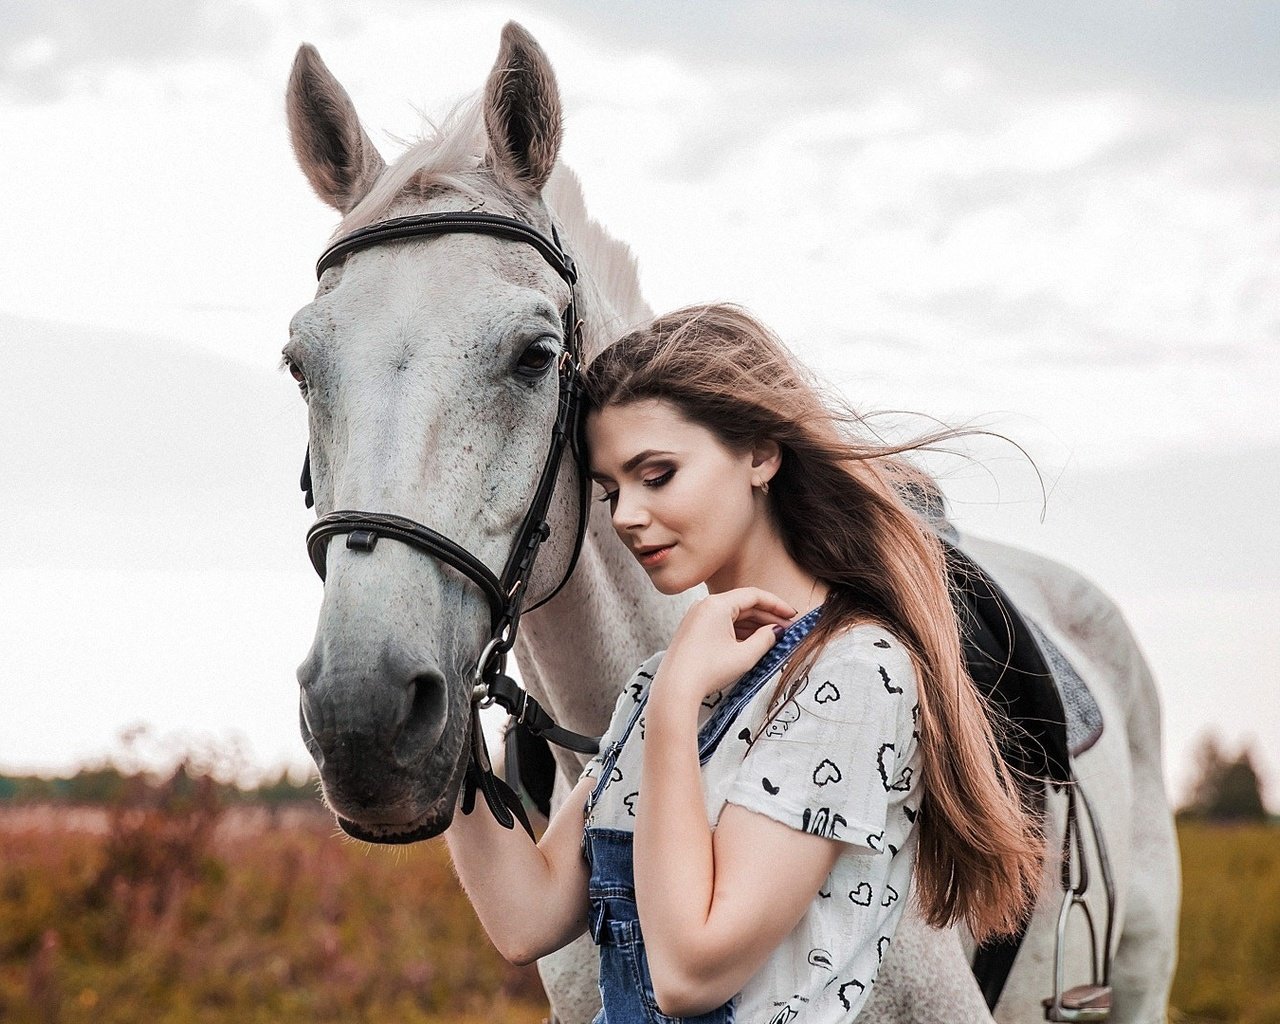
[622,448,680,471]
[588,448,676,482]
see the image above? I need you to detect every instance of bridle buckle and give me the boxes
[470,631,510,707]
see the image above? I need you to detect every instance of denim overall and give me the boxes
[582,607,824,1024]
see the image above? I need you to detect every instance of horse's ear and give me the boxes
[286,44,386,213]
[482,22,562,193]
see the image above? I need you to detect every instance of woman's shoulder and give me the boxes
[592,649,669,756]
[638,648,667,674]
[813,619,916,672]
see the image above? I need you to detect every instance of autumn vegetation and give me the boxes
[0,763,545,1024]
[0,733,1275,1023]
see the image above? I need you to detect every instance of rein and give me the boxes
[299,211,600,838]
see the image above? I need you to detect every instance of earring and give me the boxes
[760,480,770,495]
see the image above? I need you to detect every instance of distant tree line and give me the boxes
[0,763,320,807]
[3,731,1269,821]
[1179,734,1270,822]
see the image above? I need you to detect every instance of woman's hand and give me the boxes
[653,588,797,703]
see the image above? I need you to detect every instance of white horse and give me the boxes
[283,23,1179,1024]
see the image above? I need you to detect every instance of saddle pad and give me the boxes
[1025,617,1104,757]
[940,529,1109,780]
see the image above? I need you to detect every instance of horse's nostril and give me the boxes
[393,668,448,766]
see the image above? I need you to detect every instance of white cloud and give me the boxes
[518,0,1280,103]
[0,0,272,100]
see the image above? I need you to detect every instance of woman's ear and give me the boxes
[751,439,782,486]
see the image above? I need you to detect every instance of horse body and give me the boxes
[957,537,1179,1023]
[285,24,1177,1022]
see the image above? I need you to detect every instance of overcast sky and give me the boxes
[3,1,1277,806]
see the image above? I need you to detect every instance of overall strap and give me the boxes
[697,605,824,763]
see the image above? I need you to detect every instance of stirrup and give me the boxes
[1042,781,1115,1022]
[1044,984,1111,1022]
[1042,886,1112,1021]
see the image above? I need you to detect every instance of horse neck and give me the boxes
[511,220,692,765]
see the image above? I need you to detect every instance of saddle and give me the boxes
[939,536,1109,1014]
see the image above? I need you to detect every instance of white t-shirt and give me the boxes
[580,622,923,1023]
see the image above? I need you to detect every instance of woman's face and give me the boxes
[585,398,776,595]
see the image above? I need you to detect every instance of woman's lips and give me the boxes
[637,544,675,568]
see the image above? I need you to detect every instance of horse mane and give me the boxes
[337,95,650,335]
[544,165,651,332]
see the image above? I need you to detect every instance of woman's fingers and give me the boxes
[662,586,809,693]
[719,587,797,623]
[744,621,785,659]
[733,613,790,638]
[718,588,797,642]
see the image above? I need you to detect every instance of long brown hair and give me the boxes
[582,303,1042,941]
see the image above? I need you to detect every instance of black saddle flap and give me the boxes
[943,540,1071,788]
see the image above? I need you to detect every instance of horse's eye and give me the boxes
[515,338,559,379]
[284,356,308,393]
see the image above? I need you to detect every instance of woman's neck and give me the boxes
[705,517,828,619]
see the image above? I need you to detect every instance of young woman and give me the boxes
[443,304,1042,1023]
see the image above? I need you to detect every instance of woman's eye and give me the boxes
[515,338,559,379]
[595,469,672,505]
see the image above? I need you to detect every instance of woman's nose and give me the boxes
[611,488,650,530]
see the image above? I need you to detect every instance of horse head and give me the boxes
[284,23,588,843]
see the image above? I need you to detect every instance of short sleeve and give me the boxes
[723,627,920,852]
[579,650,664,783]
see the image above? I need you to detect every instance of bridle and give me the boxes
[298,211,599,837]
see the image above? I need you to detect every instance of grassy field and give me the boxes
[1172,822,1280,1024]
[1,802,1277,1022]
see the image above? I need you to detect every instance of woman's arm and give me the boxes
[443,773,594,965]
[636,688,843,1016]
[633,589,822,1014]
